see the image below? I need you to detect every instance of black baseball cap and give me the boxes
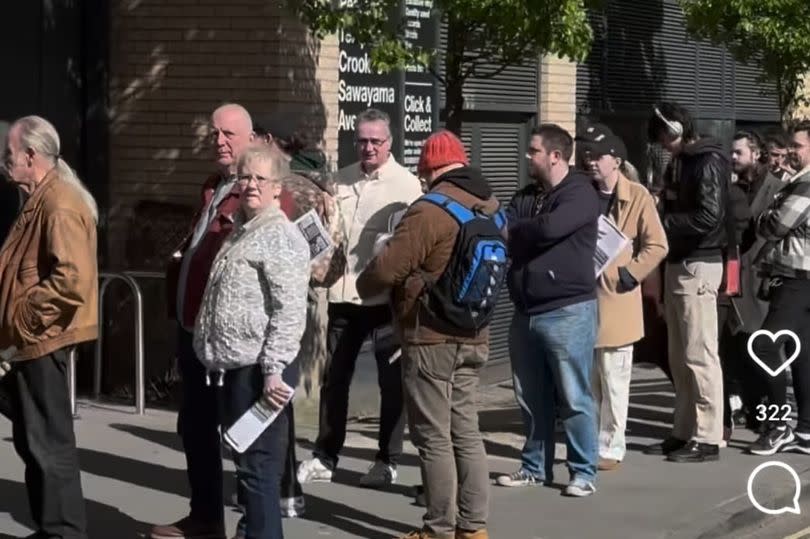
[578,129,627,161]
[576,123,614,144]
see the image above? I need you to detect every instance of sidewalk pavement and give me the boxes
[1,365,809,539]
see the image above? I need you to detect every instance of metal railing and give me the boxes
[79,270,164,415]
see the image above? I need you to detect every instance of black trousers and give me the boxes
[277,359,302,511]
[717,304,763,428]
[177,326,224,525]
[4,349,87,539]
[279,403,303,506]
[313,302,405,469]
[750,278,810,433]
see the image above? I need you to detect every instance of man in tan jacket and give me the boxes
[579,128,668,471]
[0,115,98,539]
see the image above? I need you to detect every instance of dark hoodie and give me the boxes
[661,137,730,262]
[357,165,500,344]
[506,170,599,314]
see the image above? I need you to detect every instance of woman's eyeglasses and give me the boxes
[238,174,272,185]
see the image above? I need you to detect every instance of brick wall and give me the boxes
[101,0,339,398]
[538,54,577,135]
[108,0,339,270]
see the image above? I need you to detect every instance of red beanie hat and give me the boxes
[417,130,469,175]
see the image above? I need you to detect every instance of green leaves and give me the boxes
[680,0,810,119]
[286,0,594,80]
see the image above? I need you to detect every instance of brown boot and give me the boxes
[598,458,621,471]
[394,531,451,539]
[456,528,489,539]
[149,516,226,539]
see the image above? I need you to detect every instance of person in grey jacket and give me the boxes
[194,145,310,539]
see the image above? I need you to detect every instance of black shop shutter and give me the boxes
[459,121,529,366]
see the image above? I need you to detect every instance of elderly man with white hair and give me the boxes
[0,115,99,539]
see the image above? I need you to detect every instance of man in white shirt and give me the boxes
[297,108,422,488]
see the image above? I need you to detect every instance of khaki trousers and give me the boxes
[402,342,490,537]
[664,260,724,445]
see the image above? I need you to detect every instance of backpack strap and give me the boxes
[420,193,474,225]
[493,209,507,230]
[421,192,507,229]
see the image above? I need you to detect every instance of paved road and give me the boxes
[1,365,810,539]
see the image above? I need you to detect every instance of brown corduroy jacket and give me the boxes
[357,167,500,345]
[0,168,99,361]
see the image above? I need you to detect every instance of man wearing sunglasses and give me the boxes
[297,108,423,489]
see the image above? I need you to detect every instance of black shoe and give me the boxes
[666,440,720,462]
[413,485,426,507]
[785,433,810,454]
[749,426,795,456]
[732,409,747,428]
[643,437,687,455]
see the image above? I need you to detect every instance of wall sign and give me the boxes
[337,0,439,171]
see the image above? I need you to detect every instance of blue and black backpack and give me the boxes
[418,192,509,334]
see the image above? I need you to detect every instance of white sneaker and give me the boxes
[280,495,305,518]
[296,457,333,484]
[358,460,397,488]
[564,479,596,497]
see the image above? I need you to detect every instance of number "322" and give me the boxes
[756,404,793,422]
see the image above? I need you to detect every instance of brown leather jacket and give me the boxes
[0,168,99,361]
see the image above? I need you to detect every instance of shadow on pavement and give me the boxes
[331,468,415,498]
[110,423,183,453]
[630,393,676,410]
[303,493,414,539]
[78,446,189,499]
[0,478,146,539]
[483,438,522,461]
[478,408,523,435]
[337,445,422,469]
[625,420,672,452]
[626,404,672,425]
[76,446,236,500]
[629,381,673,395]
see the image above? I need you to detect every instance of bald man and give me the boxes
[151,104,255,539]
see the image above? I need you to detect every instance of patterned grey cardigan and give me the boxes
[758,166,810,279]
[194,205,310,375]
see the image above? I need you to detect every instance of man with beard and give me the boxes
[723,132,784,432]
[498,124,600,496]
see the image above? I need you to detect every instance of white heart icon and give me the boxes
[747,329,802,378]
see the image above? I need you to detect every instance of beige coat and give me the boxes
[597,174,668,348]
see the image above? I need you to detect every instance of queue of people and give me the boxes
[0,100,809,539]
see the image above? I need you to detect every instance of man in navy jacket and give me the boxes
[496,124,600,497]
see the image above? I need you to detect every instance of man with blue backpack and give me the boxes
[357,130,507,539]
[497,124,601,497]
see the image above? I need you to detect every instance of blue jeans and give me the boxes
[509,300,598,483]
[223,364,289,539]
